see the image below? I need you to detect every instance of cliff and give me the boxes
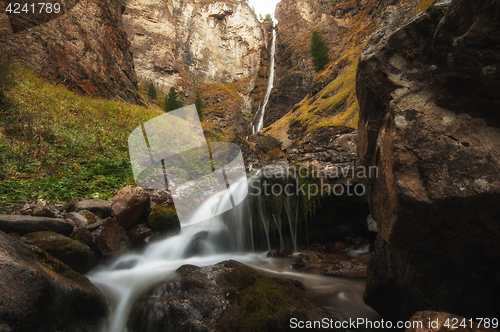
[357,0,500,321]
[0,0,141,103]
[123,0,264,115]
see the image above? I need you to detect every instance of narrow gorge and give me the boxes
[0,0,499,331]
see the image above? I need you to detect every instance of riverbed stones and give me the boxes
[321,260,367,278]
[127,260,343,332]
[0,214,74,235]
[22,231,96,274]
[72,199,112,219]
[357,0,500,320]
[0,230,109,331]
[126,224,153,249]
[65,211,88,228]
[146,205,180,234]
[95,218,130,260]
[112,186,150,230]
[8,199,62,218]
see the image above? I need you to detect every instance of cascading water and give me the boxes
[252,29,276,134]
[88,172,378,332]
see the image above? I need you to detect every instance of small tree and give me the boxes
[164,87,183,112]
[310,31,330,72]
[194,90,204,119]
[263,13,273,22]
[147,83,157,100]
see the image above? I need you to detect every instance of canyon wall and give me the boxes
[0,0,141,103]
[357,0,500,321]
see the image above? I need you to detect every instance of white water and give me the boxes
[253,29,277,134]
[88,174,377,332]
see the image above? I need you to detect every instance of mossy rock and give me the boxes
[147,205,181,234]
[22,231,95,274]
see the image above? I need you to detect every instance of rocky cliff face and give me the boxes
[357,0,500,321]
[263,0,417,145]
[0,0,141,103]
[123,0,263,113]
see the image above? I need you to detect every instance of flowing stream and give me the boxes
[89,174,378,332]
[253,29,276,134]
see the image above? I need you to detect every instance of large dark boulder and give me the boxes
[23,231,96,274]
[0,231,108,331]
[128,260,344,332]
[356,0,500,322]
[95,218,130,260]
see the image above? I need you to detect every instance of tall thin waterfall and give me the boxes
[253,29,276,134]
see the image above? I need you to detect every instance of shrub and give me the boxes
[0,51,15,102]
[147,83,157,100]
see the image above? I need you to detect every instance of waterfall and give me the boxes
[253,29,276,134]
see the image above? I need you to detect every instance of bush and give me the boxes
[164,87,183,112]
[194,90,204,119]
[310,31,330,72]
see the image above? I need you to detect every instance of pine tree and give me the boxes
[194,90,204,119]
[310,31,330,72]
[263,13,273,22]
[164,87,183,112]
[147,83,157,100]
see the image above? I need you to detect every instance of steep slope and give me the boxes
[263,0,424,145]
[0,0,141,103]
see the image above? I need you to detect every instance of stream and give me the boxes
[89,174,380,332]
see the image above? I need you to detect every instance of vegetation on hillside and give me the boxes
[0,67,163,212]
[164,87,184,112]
[310,31,330,72]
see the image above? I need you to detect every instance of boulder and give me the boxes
[356,0,500,321]
[146,205,180,234]
[126,224,153,249]
[95,218,130,260]
[0,231,108,331]
[73,199,112,219]
[254,134,281,153]
[321,260,367,278]
[70,227,99,259]
[0,214,74,236]
[23,231,96,274]
[127,260,342,332]
[112,186,150,230]
[406,311,499,332]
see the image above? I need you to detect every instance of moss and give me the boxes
[414,0,438,15]
[147,205,181,233]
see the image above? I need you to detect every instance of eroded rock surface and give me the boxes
[0,231,108,331]
[357,0,500,321]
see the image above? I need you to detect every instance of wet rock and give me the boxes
[406,311,499,332]
[0,231,108,331]
[292,258,306,269]
[73,199,112,219]
[128,260,342,332]
[357,0,500,321]
[147,205,180,235]
[126,224,153,249]
[321,260,367,278]
[65,211,88,228]
[95,218,130,260]
[112,186,150,230]
[0,214,74,236]
[266,249,290,258]
[23,231,96,274]
[70,227,99,258]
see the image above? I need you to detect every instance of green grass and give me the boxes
[0,67,163,212]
